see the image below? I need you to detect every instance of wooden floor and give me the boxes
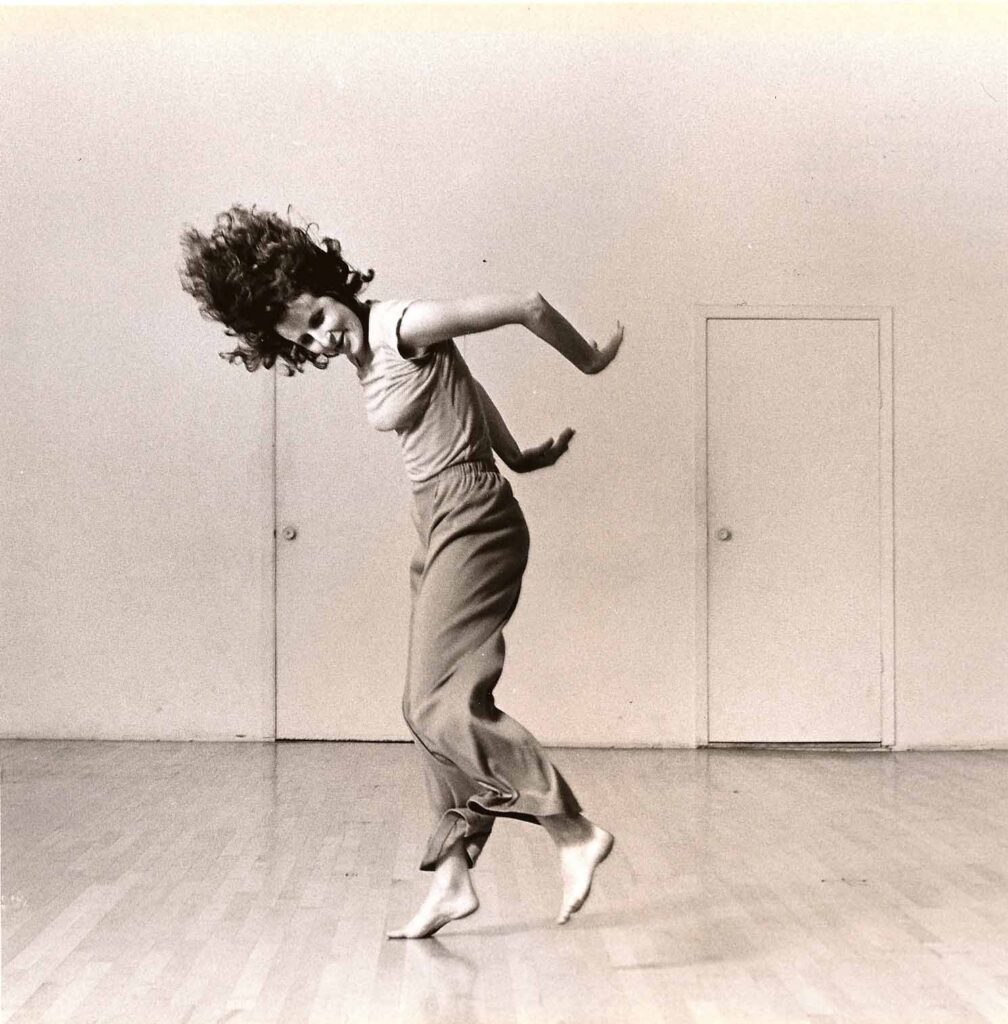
[2,742,1008,1024]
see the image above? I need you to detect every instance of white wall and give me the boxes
[2,5,1005,747]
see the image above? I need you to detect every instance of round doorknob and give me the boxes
[716,527,732,541]
[282,525,298,541]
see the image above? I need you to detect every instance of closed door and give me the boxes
[706,316,883,742]
[274,365,413,739]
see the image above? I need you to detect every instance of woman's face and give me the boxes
[275,293,367,367]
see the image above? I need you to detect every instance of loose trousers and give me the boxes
[404,460,582,871]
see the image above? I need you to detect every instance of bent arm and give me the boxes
[397,292,622,373]
[522,294,614,373]
[473,378,575,474]
[472,379,523,469]
[397,293,540,356]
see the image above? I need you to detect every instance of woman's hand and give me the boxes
[508,427,576,473]
[583,321,625,375]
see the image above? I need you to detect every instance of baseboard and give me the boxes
[704,741,888,752]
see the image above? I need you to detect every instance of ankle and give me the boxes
[432,870,471,894]
[540,812,593,847]
[432,843,472,892]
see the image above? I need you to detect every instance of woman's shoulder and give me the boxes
[367,297,409,340]
[368,297,411,329]
[366,298,430,364]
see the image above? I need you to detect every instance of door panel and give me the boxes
[275,367,413,739]
[707,317,881,742]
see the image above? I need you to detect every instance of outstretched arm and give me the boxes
[525,295,624,375]
[473,379,574,473]
[397,292,624,373]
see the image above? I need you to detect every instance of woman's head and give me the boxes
[274,293,369,371]
[179,204,374,375]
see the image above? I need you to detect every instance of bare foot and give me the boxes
[556,822,614,925]
[387,881,480,940]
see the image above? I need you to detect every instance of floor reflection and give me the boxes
[401,936,479,1023]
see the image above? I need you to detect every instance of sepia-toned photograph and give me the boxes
[2,2,1006,1021]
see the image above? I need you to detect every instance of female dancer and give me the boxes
[180,206,623,938]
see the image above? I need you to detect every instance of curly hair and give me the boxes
[179,204,375,375]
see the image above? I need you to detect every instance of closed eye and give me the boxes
[308,310,324,329]
[298,334,313,347]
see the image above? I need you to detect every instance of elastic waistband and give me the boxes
[411,458,500,493]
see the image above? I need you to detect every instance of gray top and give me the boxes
[357,299,494,485]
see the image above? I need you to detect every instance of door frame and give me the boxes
[693,305,896,748]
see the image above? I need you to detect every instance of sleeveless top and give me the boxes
[357,299,494,484]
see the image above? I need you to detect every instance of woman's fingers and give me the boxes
[586,321,625,373]
[516,428,575,470]
[511,427,576,471]
[604,321,625,361]
[524,438,554,459]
